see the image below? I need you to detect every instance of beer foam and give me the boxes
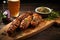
[8,0,19,1]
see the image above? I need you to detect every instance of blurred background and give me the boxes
[0,0,60,4]
[0,0,60,11]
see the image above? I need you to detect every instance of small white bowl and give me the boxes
[35,7,52,14]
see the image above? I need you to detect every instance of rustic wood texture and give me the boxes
[15,20,54,40]
[55,18,60,24]
[0,20,55,40]
[0,16,60,40]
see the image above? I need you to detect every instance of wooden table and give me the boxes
[0,3,60,40]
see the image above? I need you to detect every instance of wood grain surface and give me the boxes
[0,17,60,40]
[55,18,60,24]
[0,20,55,40]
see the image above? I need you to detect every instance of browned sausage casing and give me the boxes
[7,13,30,34]
[31,13,42,26]
[20,15,32,30]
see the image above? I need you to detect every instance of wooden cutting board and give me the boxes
[0,20,55,40]
[55,18,60,24]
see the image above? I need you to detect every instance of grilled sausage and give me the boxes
[7,13,30,34]
[31,13,42,26]
[20,15,32,30]
[7,18,20,34]
[18,13,30,21]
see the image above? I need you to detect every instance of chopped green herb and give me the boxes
[25,19,28,23]
[45,11,60,20]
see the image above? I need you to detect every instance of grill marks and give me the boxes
[20,15,32,30]
[6,12,42,35]
[7,13,30,34]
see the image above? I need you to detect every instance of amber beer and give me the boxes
[8,0,20,17]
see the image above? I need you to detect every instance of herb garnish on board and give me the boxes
[45,11,60,20]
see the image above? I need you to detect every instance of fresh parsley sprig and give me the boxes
[45,11,60,20]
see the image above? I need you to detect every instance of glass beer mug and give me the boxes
[8,0,20,17]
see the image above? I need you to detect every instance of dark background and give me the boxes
[0,0,60,12]
[0,0,60,4]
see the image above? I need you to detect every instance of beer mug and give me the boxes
[8,0,20,17]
